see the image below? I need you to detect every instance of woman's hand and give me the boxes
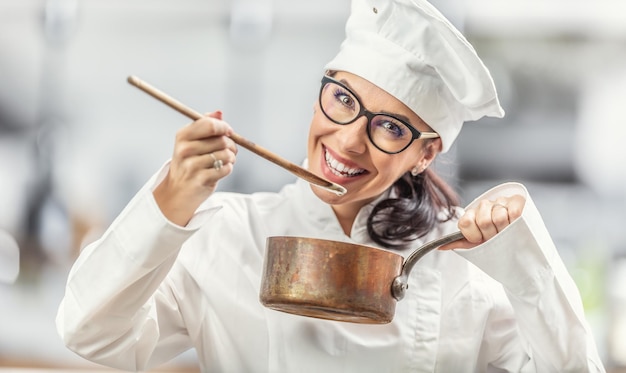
[439,195,526,250]
[153,111,237,226]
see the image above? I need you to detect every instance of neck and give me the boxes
[331,203,360,237]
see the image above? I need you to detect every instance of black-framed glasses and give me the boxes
[319,75,439,154]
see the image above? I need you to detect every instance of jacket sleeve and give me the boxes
[56,164,217,371]
[454,182,605,372]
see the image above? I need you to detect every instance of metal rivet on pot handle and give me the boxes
[391,231,465,301]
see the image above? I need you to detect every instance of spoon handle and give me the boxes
[127,76,346,196]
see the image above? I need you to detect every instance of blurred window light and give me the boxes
[466,0,626,38]
[43,0,79,43]
[229,0,273,48]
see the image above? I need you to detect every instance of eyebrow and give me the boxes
[337,77,418,127]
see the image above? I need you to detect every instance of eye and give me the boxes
[374,117,408,139]
[333,88,356,110]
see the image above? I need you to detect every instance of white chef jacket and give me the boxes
[56,163,605,372]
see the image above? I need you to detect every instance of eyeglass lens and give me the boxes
[320,80,416,154]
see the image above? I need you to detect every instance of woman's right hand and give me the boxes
[153,111,237,226]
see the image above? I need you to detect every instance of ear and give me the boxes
[409,138,442,176]
[419,138,442,168]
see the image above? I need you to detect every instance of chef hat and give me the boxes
[324,0,505,152]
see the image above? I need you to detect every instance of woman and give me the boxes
[56,0,605,372]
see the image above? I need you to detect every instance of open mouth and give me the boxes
[324,149,366,177]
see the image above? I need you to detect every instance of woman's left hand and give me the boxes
[439,195,526,250]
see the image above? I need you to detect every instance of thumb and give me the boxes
[206,110,223,120]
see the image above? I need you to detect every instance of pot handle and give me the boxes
[391,231,464,301]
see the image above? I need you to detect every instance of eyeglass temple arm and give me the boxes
[420,132,440,139]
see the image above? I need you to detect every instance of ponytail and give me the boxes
[366,168,459,249]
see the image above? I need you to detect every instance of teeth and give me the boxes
[325,150,365,177]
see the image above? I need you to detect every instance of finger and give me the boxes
[506,195,525,222]
[182,153,232,188]
[205,153,226,175]
[457,209,484,243]
[474,199,499,241]
[491,199,510,233]
[175,135,237,160]
[204,149,236,170]
[205,110,223,120]
[179,116,232,142]
[439,238,476,251]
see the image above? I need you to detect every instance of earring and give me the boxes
[410,166,421,176]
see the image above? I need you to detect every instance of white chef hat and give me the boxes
[324,0,505,153]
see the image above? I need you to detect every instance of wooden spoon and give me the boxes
[127,76,346,196]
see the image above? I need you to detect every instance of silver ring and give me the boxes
[210,153,223,171]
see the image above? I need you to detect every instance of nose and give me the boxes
[335,115,369,154]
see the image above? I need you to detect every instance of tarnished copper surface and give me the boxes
[259,236,403,324]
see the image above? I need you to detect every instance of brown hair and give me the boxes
[366,151,459,249]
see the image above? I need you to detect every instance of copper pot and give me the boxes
[259,231,463,324]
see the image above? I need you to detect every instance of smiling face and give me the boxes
[307,71,442,227]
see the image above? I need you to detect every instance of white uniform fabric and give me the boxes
[57,163,604,372]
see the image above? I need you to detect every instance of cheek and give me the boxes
[306,116,325,166]
[307,111,333,149]
[369,157,405,186]
[372,148,424,180]
[306,117,318,151]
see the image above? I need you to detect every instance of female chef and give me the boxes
[56,0,605,371]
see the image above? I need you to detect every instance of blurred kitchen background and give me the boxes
[1,0,625,371]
